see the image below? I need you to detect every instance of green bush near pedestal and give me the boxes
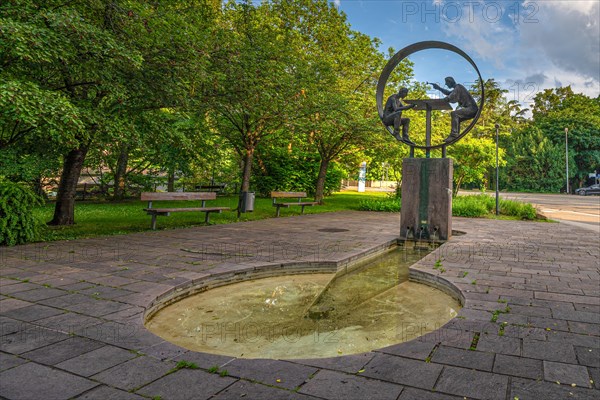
[452,194,537,220]
[358,193,537,221]
[357,197,401,212]
[452,195,491,217]
[498,198,537,220]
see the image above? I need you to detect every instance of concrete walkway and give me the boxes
[1,212,599,399]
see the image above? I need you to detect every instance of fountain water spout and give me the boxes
[430,226,439,242]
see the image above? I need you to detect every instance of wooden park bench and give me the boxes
[195,184,227,195]
[75,183,105,200]
[141,192,230,230]
[271,191,319,217]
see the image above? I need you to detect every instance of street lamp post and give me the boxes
[565,128,569,194]
[495,123,499,215]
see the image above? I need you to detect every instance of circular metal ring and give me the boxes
[376,41,485,150]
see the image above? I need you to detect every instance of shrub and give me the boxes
[360,194,538,220]
[0,182,44,245]
[452,195,491,217]
[500,199,537,220]
[452,194,537,219]
[452,196,489,218]
[251,148,344,197]
[357,198,401,212]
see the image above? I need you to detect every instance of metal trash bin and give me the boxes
[240,191,255,212]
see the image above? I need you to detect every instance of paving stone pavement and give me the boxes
[1,211,599,400]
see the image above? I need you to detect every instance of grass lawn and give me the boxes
[33,191,392,242]
[31,190,545,243]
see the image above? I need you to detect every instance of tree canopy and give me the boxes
[1,0,598,233]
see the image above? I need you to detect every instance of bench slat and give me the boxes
[274,202,318,207]
[144,207,229,213]
[141,192,216,201]
[271,191,307,198]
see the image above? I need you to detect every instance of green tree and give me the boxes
[303,97,377,203]
[531,87,575,118]
[531,88,600,189]
[271,0,414,202]
[468,78,527,190]
[449,137,504,195]
[207,0,301,194]
[92,0,220,198]
[503,126,566,192]
[1,1,218,224]
[1,0,142,224]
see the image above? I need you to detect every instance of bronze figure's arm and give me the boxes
[430,82,451,96]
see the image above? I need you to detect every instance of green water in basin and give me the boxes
[146,247,460,359]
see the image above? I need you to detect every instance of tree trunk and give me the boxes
[167,169,176,192]
[98,168,109,196]
[241,147,254,192]
[112,144,129,200]
[48,146,89,226]
[314,157,330,204]
[453,175,464,197]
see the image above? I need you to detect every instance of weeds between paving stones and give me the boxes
[498,322,508,336]
[490,305,511,322]
[175,360,199,370]
[206,365,228,376]
[207,365,219,373]
[469,333,481,351]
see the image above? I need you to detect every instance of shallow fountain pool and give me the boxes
[145,247,460,359]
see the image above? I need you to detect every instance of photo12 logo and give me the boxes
[400,1,539,24]
[196,322,340,345]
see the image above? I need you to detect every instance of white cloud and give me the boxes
[438,0,599,99]
[533,0,597,14]
[438,1,518,67]
[519,1,599,82]
[501,65,599,111]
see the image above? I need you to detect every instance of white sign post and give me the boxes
[358,162,367,193]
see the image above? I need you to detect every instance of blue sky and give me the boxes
[334,0,600,109]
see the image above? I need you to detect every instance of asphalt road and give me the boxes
[465,191,600,233]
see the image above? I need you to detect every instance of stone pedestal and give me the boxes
[400,158,453,241]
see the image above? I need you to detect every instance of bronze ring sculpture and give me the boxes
[376,41,485,149]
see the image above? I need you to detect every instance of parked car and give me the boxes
[575,184,600,196]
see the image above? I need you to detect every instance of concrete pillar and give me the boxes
[400,158,453,241]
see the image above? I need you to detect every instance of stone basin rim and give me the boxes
[143,239,465,330]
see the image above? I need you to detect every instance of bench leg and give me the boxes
[276,206,281,217]
[151,214,157,230]
[205,212,210,224]
[301,205,306,214]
